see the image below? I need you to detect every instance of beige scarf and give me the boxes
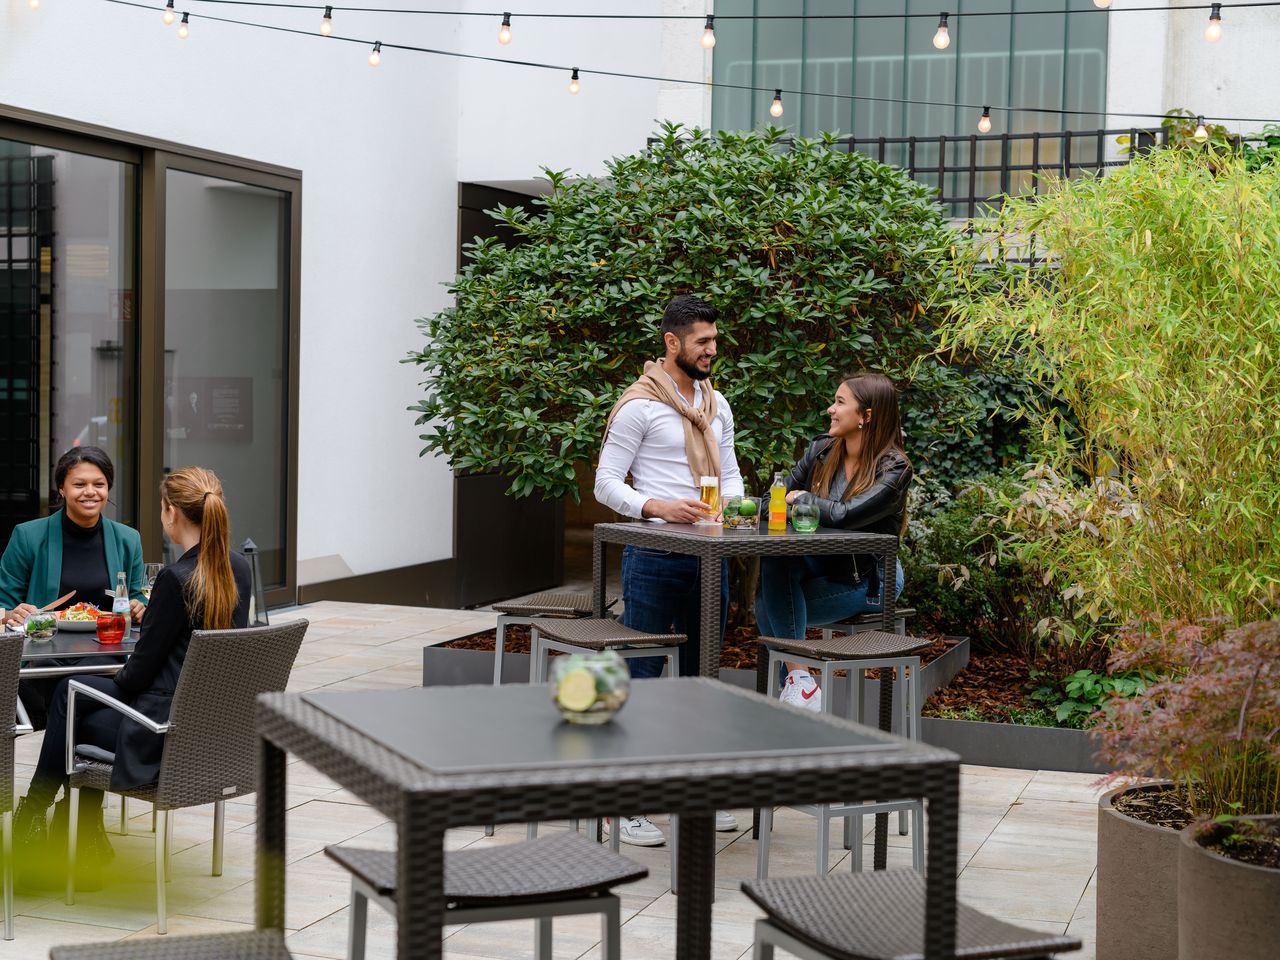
[603,360,721,490]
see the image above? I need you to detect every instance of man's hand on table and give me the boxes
[642,498,716,524]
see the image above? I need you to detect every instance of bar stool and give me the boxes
[755,630,933,879]
[815,606,916,641]
[490,590,618,685]
[528,617,687,888]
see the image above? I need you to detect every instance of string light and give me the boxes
[320,5,332,36]
[1205,3,1223,41]
[368,40,382,66]
[498,12,511,45]
[978,106,992,133]
[933,12,951,50]
[770,89,784,118]
[567,67,581,94]
[1194,116,1209,141]
[162,0,175,25]
[1093,0,1111,9]
[28,0,40,10]
[701,15,716,49]
[177,12,190,38]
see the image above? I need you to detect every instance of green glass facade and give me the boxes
[711,1,1108,143]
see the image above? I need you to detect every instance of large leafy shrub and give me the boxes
[408,124,1027,500]
[943,149,1280,624]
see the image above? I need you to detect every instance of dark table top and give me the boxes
[303,680,898,777]
[17,629,137,662]
[592,520,899,556]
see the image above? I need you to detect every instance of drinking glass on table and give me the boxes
[142,562,163,602]
[792,502,820,533]
[696,475,720,524]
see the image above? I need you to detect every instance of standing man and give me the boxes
[594,294,744,845]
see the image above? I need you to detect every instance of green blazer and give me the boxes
[0,511,147,610]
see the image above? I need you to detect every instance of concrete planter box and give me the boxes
[1096,783,1180,960]
[1178,815,1280,960]
[422,636,970,735]
[919,717,1108,775]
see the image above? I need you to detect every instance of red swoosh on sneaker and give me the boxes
[801,686,819,701]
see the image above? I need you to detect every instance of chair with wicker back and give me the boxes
[61,620,309,933]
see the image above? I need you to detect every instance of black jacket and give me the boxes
[108,545,251,790]
[786,435,912,587]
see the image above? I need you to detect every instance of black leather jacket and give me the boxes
[786,435,912,586]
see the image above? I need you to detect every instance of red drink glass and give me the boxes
[96,612,127,644]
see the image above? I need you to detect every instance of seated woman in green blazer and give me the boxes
[0,446,147,727]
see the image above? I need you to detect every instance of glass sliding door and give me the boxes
[0,136,137,543]
[161,168,292,590]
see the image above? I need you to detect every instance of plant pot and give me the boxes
[1096,782,1181,960]
[1178,815,1280,960]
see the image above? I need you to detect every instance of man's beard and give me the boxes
[676,351,712,381]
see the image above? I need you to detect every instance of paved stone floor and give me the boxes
[3,600,1098,959]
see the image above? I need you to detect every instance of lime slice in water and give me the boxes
[556,668,599,712]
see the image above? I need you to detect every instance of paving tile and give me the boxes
[958,865,1092,923]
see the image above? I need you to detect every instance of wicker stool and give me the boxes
[325,831,647,960]
[756,630,933,878]
[815,606,916,641]
[50,930,292,959]
[528,617,686,683]
[490,590,618,685]
[742,871,1082,960]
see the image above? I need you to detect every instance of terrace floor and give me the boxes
[3,600,1100,959]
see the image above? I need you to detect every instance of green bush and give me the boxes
[943,149,1280,625]
[407,124,1029,500]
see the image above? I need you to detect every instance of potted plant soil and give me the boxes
[1093,619,1280,960]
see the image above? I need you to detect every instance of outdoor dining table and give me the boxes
[591,520,900,678]
[16,630,138,678]
[255,677,961,960]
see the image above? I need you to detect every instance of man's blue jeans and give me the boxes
[621,546,729,678]
[755,556,905,643]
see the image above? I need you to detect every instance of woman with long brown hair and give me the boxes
[13,467,251,884]
[756,372,912,712]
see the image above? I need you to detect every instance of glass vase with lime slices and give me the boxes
[550,650,631,724]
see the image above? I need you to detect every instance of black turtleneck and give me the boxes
[57,510,110,609]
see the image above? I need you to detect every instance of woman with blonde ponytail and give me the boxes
[14,467,251,880]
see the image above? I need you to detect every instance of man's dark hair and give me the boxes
[659,294,717,339]
[53,445,115,493]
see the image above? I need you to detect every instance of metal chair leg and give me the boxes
[669,816,679,896]
[816,808,830,875]
[3,811,13,940]
[213,800,225,876]
[156,810,168,934]
[601,895,621,960]
[118,795,127,835]
[165,809,174,881]
[756,806,773,880]
[348,883,368,960]
[533,917,552,960]
[65,787,80,905]
[851,814,864,872]
[911,803,925,871]
[493,616,508,685]
[753,919,777,960]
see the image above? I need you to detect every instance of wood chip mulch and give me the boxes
[920,651,1039,722]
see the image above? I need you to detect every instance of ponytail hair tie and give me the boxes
[202,491,213,501]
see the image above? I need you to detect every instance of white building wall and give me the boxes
[1106,1,1280,136]
[0,0,462,582]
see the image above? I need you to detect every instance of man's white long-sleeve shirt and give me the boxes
[594,376,746,519]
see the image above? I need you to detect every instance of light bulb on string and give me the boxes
[1193,116,1209,142]
[162,0,176,25]
[498,12,511,45]
[368,41,382,66]
[1205,4,1223,42]
[28,0,40,9]
[567,68,581,95]
[977,107,992,134]
[1093,0,1111,9]
[320,5,333,36]
[177,12,190,39]
[933,13,951,50]
[701,15,716,49]
[769,89,784,118]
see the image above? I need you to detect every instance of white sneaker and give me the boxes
[716,810,739,832]
[780,669,822,712]
[606,815,665,846]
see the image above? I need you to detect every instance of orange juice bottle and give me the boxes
[768,471,787,532]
